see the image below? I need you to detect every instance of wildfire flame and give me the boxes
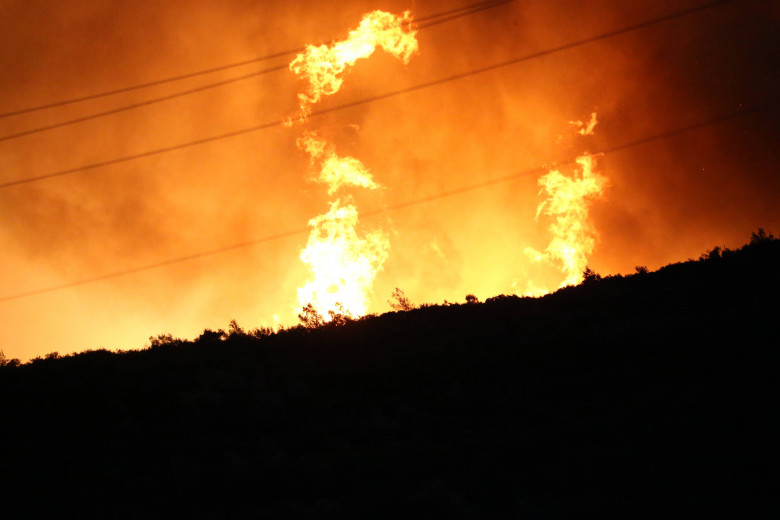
[521,113,607,294]
[569,112,599,136]
[296,138,388,318]
[298,199,390,318]
[289,10,418,117]
[291,10,418,321]
[297,131,380,195]
[525,154,607,289]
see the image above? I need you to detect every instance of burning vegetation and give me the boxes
[290,10,419,321]
[524,153,608,292]
[288,9,610,322]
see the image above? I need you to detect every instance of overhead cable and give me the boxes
[0,0,515,120]
[0,0,735,189]
[0,100,772,303]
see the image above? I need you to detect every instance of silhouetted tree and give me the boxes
[583,266,602,283]
[635,265,649,275]
[298,303,325,328]
[327,303,352,327]
[750,228,775,244]
[228,319,245,338]
[700,246,722,261]
[0,350,20,368]
[465,294,479,304]
[389,288,415,311]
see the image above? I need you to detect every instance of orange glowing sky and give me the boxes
[1,0,778,360]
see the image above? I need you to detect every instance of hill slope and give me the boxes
[1,235,778,518]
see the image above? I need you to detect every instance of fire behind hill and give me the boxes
[0,231,778,518]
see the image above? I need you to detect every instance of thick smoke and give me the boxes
[0,0,777,359]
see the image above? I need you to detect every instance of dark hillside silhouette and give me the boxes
[1,232,778,518]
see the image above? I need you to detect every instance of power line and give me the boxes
[0,0,515,120]
[0,228,305,303]
[0,101,773,303]
[416,0,516,28]
[0,0,515,143]
[0,64,287,143]
[0,0,735,190]
[0,55,290,122]
[0,117,284,189]
[374,101,776,214]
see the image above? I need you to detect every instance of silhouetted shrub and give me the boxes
[148,333,185,349]
[196,329,226,344]
[249,326,276,338]
[485,294,520,304]
[327,304,353,327]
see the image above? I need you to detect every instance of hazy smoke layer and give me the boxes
[0,0,777,359]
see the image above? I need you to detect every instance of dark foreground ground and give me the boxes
[1,235,778,518]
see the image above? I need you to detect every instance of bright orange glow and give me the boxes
[524,153,608,291]
[289,10,418,117]
[298,199,389,318]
